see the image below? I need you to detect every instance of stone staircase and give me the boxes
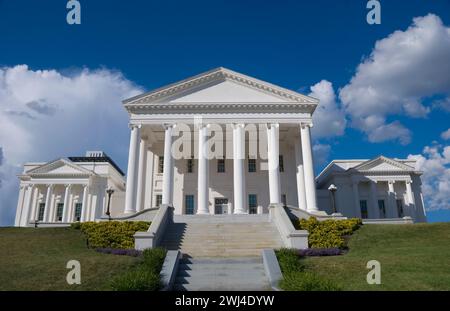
[173,256,271,291]
[160,214,284,257]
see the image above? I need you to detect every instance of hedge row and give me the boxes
[72,221,150,249]
[297,217,362,249]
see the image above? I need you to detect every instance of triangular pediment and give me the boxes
[353,156,415,172]
[123,67,318,106]
[27,159,94,176]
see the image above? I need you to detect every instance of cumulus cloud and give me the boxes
[0,65,143,226]
[309,80,346,139]
[441,128,450,140]
[340,14,450,145]
[408,143,450,211]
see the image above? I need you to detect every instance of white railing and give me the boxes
[134,204,173,250]
[269,203,308,249]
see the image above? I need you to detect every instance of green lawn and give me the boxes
[302,222,450,290]
[0,227,140,290]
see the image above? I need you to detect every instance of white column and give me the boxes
[162,124,174,206]
[29,187,39,222]
[370,181,379,218]
[124,124,141,214]
[267,123,281,204]
[136,136,148,212]
[300,124,318,211]
[145,148,155,208]
[233,124,246,214]
[67,191,74,222]
[14,186,26,226]
[62,184,71,222]
[405,180,415,216]
[20,185,34,227]
[80,185,89,222]
[352,181,361,218]
[388,181,397,218]
[294,134,307,211]
[197,124,210,214]
[43,185,53,222]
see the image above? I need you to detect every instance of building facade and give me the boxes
[14,68,427,226]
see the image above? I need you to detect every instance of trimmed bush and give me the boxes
[298,248,342,257]
[95,248,142,257]
[111,247,167,291]
[276,248,341,291]
[297,217,362,249]
[80,221,150,249]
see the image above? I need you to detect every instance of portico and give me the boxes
[121,67,321,216]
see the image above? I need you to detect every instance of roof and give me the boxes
[68,155,125,176]
[123,67,319,107]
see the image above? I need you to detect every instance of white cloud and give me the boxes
[441,128,450,140]
[408,143,450,211]
[0,65,143,226]
[309,80,347,139]
[340,14,450,145]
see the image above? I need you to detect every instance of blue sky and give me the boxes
[0,0,449,224]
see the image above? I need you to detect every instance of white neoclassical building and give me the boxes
[14,68,427,226]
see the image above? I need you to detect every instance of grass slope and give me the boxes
[303,222,450,290]
[0,227,139,290]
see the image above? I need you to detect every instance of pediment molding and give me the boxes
[26,159,95,177]
[123,67,319,112]
[352,156,415,173]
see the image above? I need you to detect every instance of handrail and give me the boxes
[134,204,173,250]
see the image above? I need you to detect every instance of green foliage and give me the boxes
[111,247,167,291]
[70,222,81,230]
[298,217,362,249]
[280,271,341,291]
[276,248,305,273]
[80,221,150,249]
[276,248,341,291]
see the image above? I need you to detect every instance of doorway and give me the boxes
[214,198,228,214]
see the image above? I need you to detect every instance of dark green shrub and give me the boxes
[298,217,362,249]
[80,221,150,249]
[280,271,341,291]
[111,247,167,291]
[276,248,305,273]
[111,267,161,291]
[276,248,341,291]
[142,247,167,273]
[70,222,81,230]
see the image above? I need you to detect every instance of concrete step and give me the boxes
[173,257,271,291]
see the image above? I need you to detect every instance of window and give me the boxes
[396,199,404,218]
[56,203,64,221]
[74,203,82,222]
[217,159,225,173]
[155,194,163,207]
[187,158,194,173]
[158,156,164,173]
[281,194,287,207]
[279,155,284,172]
[185,195,195,215]
[378,200,386,218]
[38,203,45,221]
[248,194,258,214]
[360,200,368,219]
[248,159,256,173]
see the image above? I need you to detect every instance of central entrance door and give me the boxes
[214,198,229,214]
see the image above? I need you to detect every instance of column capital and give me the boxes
[129,123,141,130]
[388,180,396,185]
[406,180,413,185]
[64,184,72,188]
[266,123,279,129]
[163,123,176,130]
[46,184,54,189]
[231,123,245,129]
[300,122,313,129]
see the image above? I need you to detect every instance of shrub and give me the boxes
[276,248,341,291]
[95,248,142,257]
[80,221,150,249]
[298,248,342,257]
[70,222,81,230]
[280,271,341,291]
[111,266,161,291]
[111,247,167,291]
[298,217,362,249]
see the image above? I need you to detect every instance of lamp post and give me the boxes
[106,188,115,220]
[328,184,338,214]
